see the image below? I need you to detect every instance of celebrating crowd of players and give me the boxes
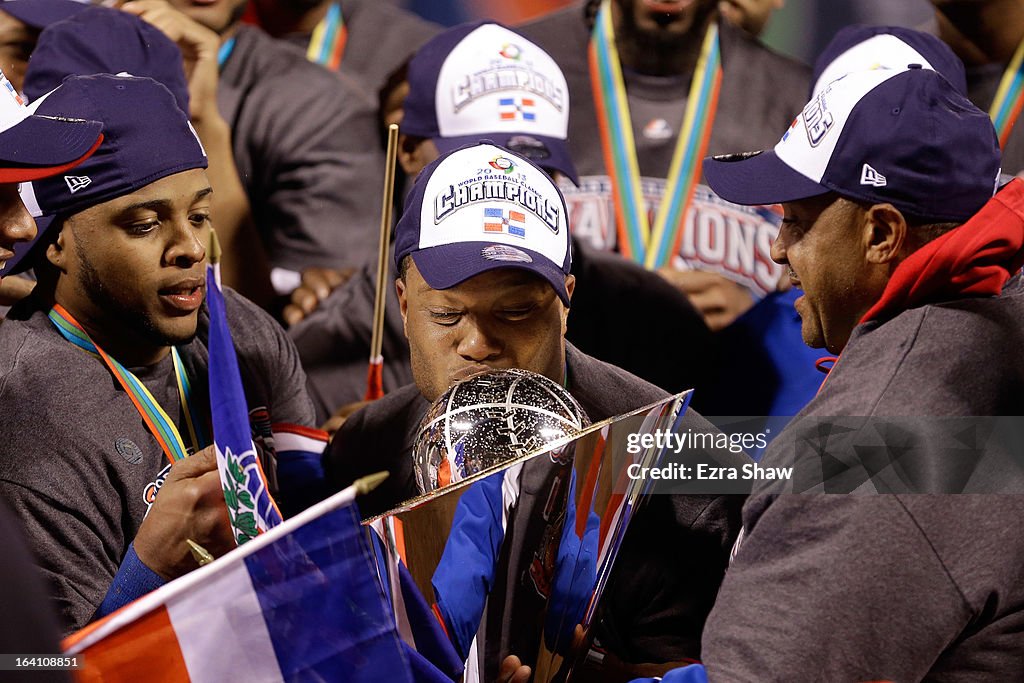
[0,0,1023,681]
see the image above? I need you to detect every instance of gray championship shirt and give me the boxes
[219,25,385,272]
[0,290,315,632]
[518,7,809,297]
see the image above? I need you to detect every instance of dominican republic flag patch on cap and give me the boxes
[499,97,535,122]
[483,207,526,237]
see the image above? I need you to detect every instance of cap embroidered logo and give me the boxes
[802,92,834,147]
[64,175,91,193]
[499,43,522,61]
[860,163,887,187]
[482,244,533,262]
[489,156,516,173]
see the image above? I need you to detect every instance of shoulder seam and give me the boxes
[863,310,928,418]
[892,496,972,615]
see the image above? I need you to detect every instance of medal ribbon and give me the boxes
[989,37,1024,150]
[588,0,722,268]
[217,37,236,69]
[48,304,209,464]
[307,2,347,72]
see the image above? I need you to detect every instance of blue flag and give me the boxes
[206,265,283,544]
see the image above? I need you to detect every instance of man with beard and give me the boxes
[518,0,808,331]
[0,75,316,634]
[0,61,101,679]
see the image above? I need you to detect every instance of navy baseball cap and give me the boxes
[0,0,86,29]
[812,25,967,96]
[24,6,190,113]
[9,74,207,273]
[0,68,102,183]
[703,67,1000,224]
[394,142,572,304]
[402,21,578,184]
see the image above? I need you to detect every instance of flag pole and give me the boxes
[366,123,400,401]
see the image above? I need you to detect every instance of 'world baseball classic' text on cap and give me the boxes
[394,142,572,304]
[702,67,1000,224]
[402,22,577,183]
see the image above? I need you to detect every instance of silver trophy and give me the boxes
[370,370,694,682]
[412,369,590,494]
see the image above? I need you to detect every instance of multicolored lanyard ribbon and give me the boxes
[588,0,722,269]
[990,36,1024,150]
[48,304,209,464]
[217,36,236,70]
[307,2,347,72]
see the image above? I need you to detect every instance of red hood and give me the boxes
[861,178,1024,323]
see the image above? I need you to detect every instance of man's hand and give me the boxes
[657,267,754,332]
[282,266,354,327]
[496,655,531,683]
[321,400,370,437]
[120,0,222,124]
[133,446,234,580]
[0,274,34,306]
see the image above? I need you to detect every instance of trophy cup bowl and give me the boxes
[412,368,590,494]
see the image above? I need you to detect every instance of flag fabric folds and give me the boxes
[206,264,283,543]
[64,490,420,682]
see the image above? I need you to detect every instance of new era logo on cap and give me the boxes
[64,174,91,193]
[860,163,886,187]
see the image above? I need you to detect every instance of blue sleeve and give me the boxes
[94,543,166,619]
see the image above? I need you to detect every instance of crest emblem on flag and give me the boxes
[499,97,536,122]
[483,207,527,237]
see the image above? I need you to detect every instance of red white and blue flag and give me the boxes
[62,487,442,682]
[483,207,527,238]
[498,97,536,122]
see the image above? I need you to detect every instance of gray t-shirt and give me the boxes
[0,289,315,632]
[518,8,810,296]
[280,0,440,98]
[218,25,385,272]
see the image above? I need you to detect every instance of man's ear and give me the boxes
[395,277,409,337]
[398,133,439,177]
[45,219,72,274]
[863,203,907,265]
[560,274,575,332]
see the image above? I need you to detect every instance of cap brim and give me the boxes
[702,149,830,206]
[0,116,103,182]
[411,242,570,306]
[434,134,579,185]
